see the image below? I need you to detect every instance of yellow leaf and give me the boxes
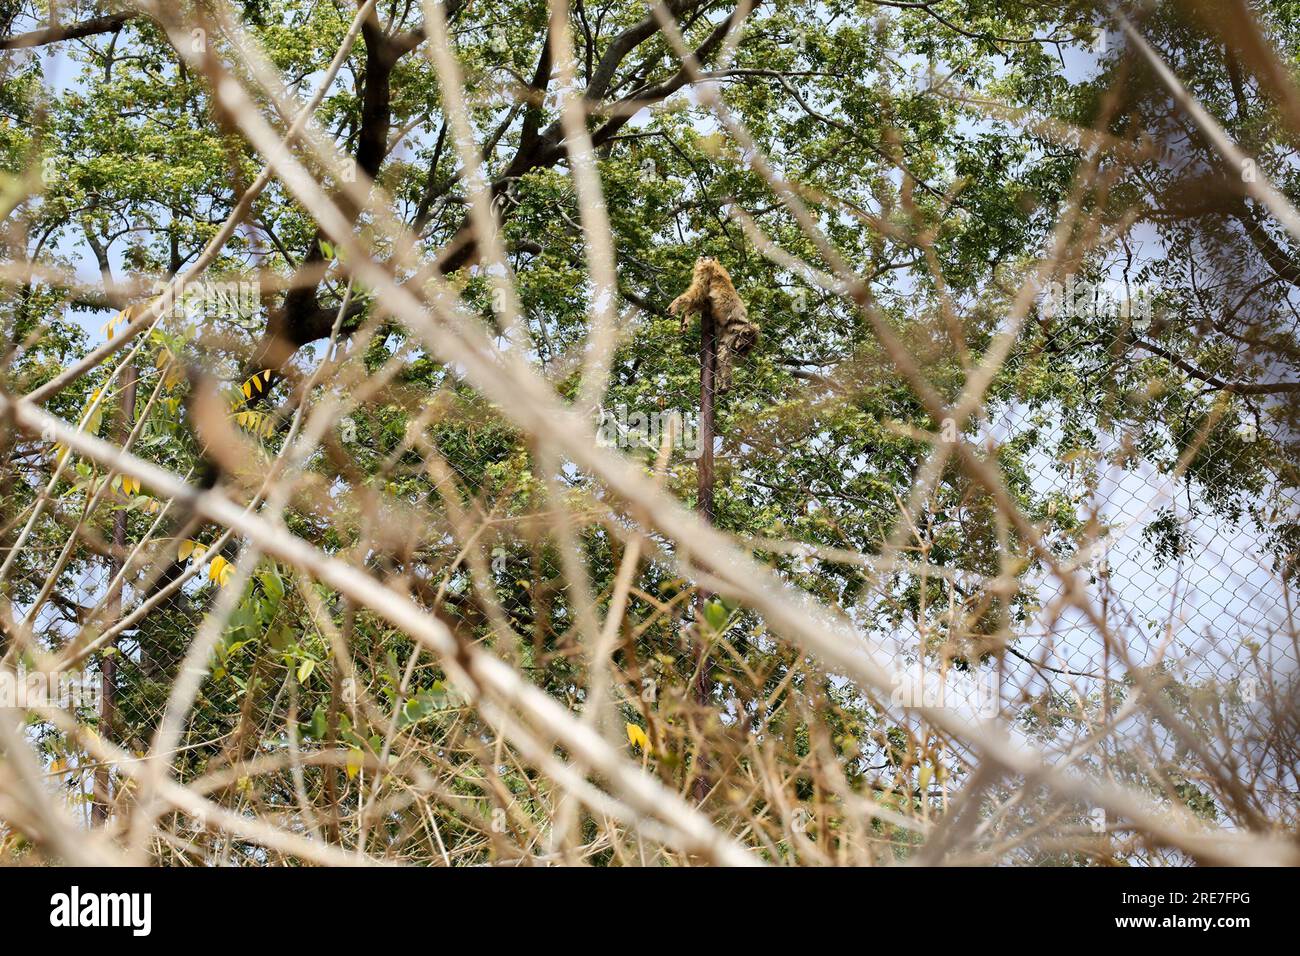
[209,555,233,586]
[178,539,196,560]
[626,723,650,751]
[241,380,252,399]
[100,311,126,338]
[49,758,68,776]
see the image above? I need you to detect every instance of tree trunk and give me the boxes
[93,361,136,824]
[692,300,717,803]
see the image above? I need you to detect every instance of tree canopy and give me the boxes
[0,0,1296,866]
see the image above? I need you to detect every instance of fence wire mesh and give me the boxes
[0,0,1296,866]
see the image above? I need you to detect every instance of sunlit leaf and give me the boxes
[209,555,233,586]
[626,723,650,751]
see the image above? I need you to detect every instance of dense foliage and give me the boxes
[1,0,1296,864]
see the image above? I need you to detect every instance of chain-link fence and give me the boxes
[0,0,1296,866]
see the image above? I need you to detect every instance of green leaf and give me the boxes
[703,599,729,633]
[259,567,284,603]
[268,623,293,652]
[307,705,327,740]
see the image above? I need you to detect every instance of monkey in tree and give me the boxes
[669,257,758,392]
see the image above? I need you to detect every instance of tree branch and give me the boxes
[0,12,138,50]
